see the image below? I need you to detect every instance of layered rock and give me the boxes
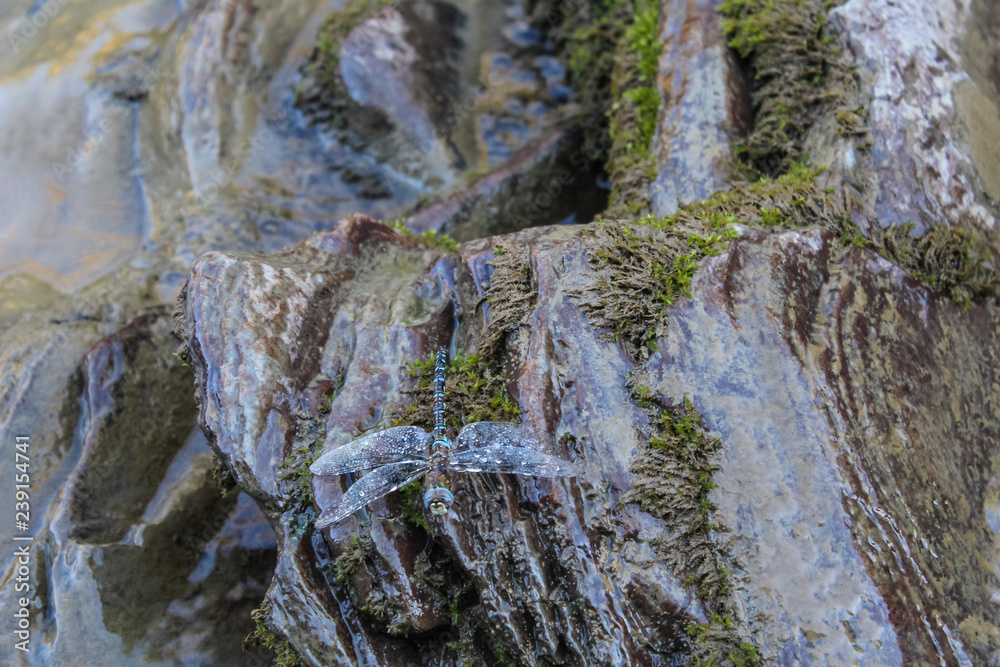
[175,207,1000,664]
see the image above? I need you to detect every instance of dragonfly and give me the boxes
[310,347,578,528]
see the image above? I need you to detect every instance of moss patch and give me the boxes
[395,350,521,430]
[279,375,343,540]
[605,0,661,216]
[477,239,539,362]
[244,604,303,667]
[852,221,1000,309]
[717,0,998,305]
[576,164,841,359]
[388,221,461,254]
[624,388,759,665]
[211,455,238,499]
[538,0,662,213]
[718,0,863,176]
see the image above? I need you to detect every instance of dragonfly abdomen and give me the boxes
[431,347,451,456]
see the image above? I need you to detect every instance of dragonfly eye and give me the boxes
[423,487,454,516]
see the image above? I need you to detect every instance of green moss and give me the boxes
[211,455,237,499]
[397,479,433,532]
[397,350,520,429]
[333,534,372,585]
[605,0,662,215]
[540,0,661,214]
[718,0,860,176]
[623,389,759,663]
[839,220,1000,309]
[244,605,303,667]
[687,613,762,667]
[477,239,538,362]
[580,162,852,357]
[389,221,462,253]
[580,211,736,356]
[279,377,342,539]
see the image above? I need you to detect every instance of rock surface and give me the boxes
[4,0,1000,664]
[404,127,608,240]
[816,0,1000,235]
[655,226,1000,664]
[176,208,1000,664]
[650,0,751,217]
[0,309,277,666]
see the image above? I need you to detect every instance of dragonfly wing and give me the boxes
[453,422,540,452]
[310,426,431,476]
[315,461,429,528]
[447,445,578,478]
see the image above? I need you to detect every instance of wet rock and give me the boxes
[175,214,464,663]
[337,3,462,190]
[0,309,276,666]
[650,0,751,217]
[177,214,705,664]
[817,0,1000,234]
[294,0,578,213]
[403,127,608,241]
[177,209,1000,665]
[650,226,1000,664]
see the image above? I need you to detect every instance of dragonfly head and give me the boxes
[423,487,454,516]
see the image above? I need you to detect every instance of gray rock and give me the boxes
[819,0,999,234]
[652,226,1000,664]
[650,0,751,217]
[175,200,1000,664]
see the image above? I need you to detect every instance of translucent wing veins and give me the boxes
[447,445,578,477]
[310,426,431,476]
[315,461,429,528]
[453,422,541,452]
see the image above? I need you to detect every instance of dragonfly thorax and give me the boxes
[429,436,452,460]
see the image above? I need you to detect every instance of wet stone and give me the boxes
[0,309,276,666]
[176,215,1000,665]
